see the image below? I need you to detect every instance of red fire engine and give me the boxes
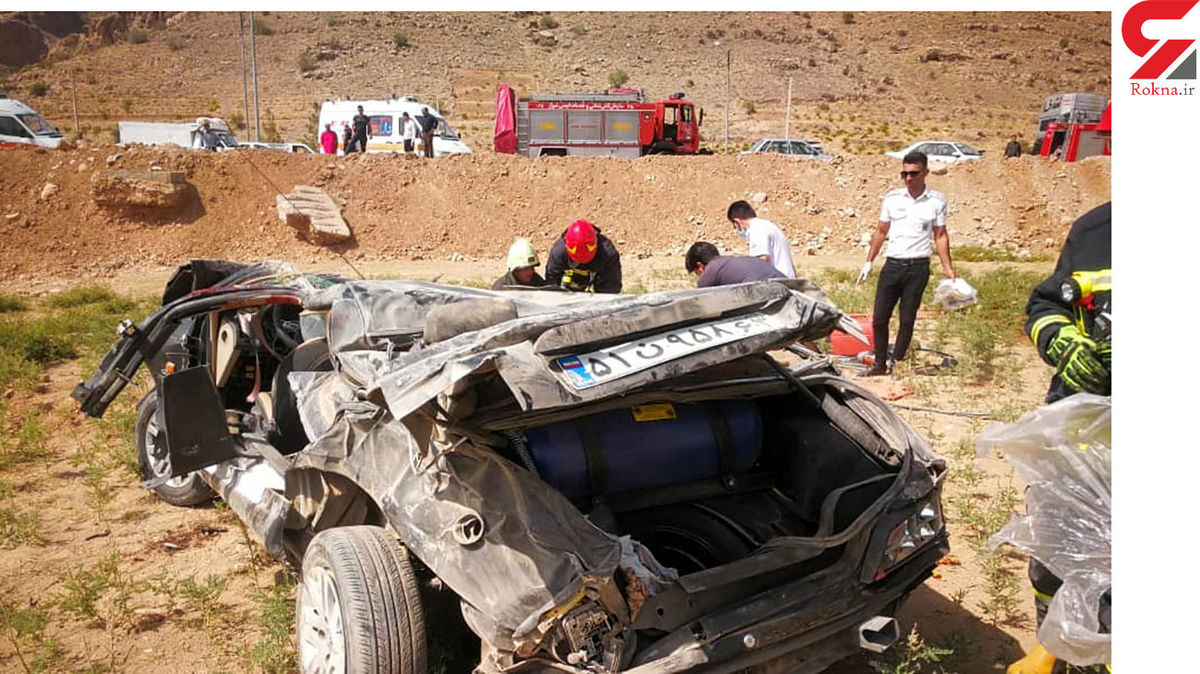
[494,84,704,158]
[1034,93,1110,162]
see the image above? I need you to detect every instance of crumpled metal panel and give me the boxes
[287,279,852,653]
[306,280,847,422]
[292,399,676,652]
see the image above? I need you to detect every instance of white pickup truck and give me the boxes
[117,117,238,150]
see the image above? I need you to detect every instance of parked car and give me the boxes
[238,141,316,154]
[741,138,831,160]
[0,98,64,148]
[75,260,948,674]
[886,141,983,164]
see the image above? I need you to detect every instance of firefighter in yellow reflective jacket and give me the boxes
[1009,200,1111,674]
[1025,202,1111,403]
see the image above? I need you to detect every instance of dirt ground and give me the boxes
[0,145,1108,289]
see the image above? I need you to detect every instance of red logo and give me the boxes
[1123,0,1198,78]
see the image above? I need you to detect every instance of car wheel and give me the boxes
[135,392,214,507]
[297,526,427,674]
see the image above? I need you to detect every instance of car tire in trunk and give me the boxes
[297,526,427,674]
[135,392,214,507]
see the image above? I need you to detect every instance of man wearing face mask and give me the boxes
[726,200,796,278]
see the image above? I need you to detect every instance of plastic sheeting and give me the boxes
[933,277,978,310]
[978,394,1111,666]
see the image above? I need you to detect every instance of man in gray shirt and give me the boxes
[685,241,785,287]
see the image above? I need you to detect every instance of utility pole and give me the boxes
[249,11,262,142]
[70,69,80,139]
[238,13,250,138]
[724,49,731,154]
[784,77,792,142]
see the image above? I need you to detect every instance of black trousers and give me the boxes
[872,257,930,366]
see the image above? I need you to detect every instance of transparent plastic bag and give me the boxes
[977,394,1111,666]
[933,277,978,310]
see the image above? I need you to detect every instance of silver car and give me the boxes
[740,138,832,161]
[886,141,984,164]
[75,260,949,674]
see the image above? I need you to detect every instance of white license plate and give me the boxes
[554,313,784,390]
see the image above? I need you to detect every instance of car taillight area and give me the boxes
[870,492,946,582]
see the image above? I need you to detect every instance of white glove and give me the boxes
[856,261,872,285]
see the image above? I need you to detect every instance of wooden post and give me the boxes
[250,12,262,142]
[70,69,80,138]
[785,77,792,142]
[724,49,730,154]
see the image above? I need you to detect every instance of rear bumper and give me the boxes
[629,536,948,673]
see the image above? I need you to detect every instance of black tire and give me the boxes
[616,504,751,575]
[135,392,214,507]
[297,526,427,674]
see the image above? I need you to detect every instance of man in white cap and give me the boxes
[492,238,547,290]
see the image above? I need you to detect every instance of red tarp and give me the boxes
[493,83,517,154]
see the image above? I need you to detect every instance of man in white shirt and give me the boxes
[857,150,956,376]
[400,112,417,157]
[726,200,796,278]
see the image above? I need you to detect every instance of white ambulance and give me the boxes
[316,97,471,157]
[0,98,64,149]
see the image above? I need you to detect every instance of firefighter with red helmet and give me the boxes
[545,220,624,293]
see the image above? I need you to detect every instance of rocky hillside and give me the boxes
[2,11,1110,154]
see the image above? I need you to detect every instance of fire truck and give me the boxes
[1034,92,1109,162]
[494,84,704,158]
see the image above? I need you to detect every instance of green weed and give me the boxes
[608,69,630,88]
[0,315,77,389]
[0,505,45,547]
[393,32,409,49]
[0,597,65,673]
[978,551,1023,624]
[812,267,874,314]
[0,412,52,471]
[178,575,229,633]
[249,576,297,673]
[870,624,953,674]
[44,285,122,309]
[0,295,26,313]
[56,555,114,623]
[955,245,1048,262]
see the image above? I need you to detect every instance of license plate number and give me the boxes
[554,314,782,390]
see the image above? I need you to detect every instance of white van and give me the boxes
[317,97,471,157]
[0,98,64,149]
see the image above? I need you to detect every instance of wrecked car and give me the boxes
[75,260,948,673]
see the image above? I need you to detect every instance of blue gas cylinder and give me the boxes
[523,401,762,502]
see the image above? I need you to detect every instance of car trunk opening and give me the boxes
[489,379,907,578]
